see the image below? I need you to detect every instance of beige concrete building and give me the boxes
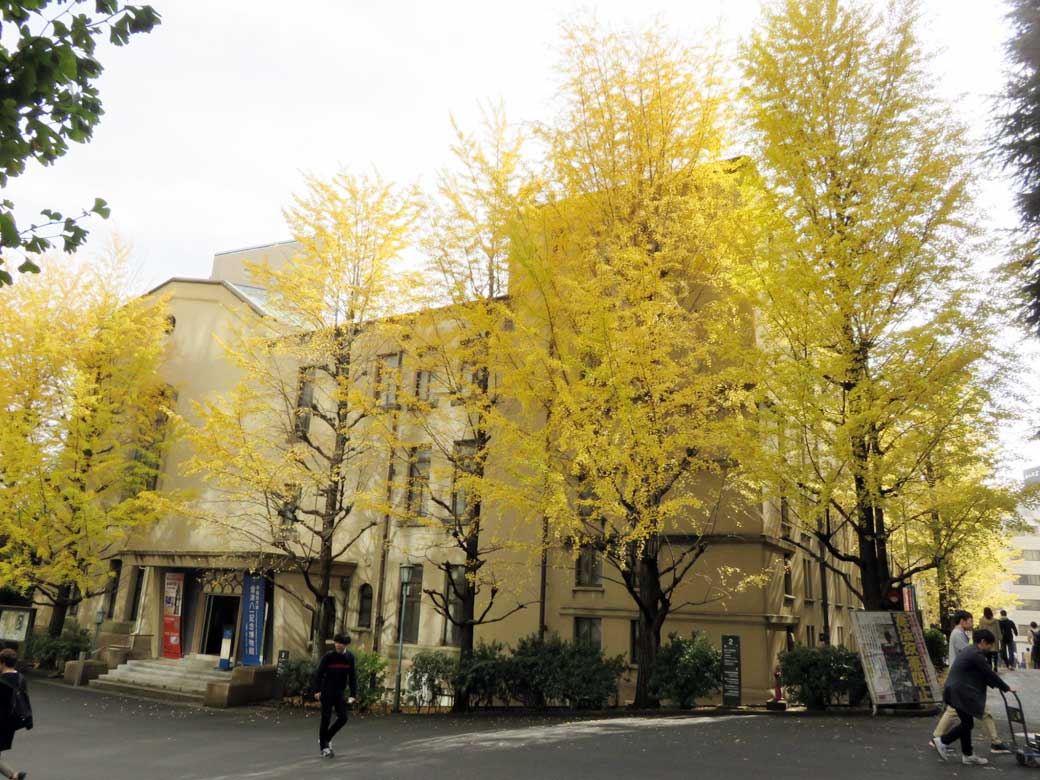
[51,242,861,705]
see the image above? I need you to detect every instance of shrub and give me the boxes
[504,633,625,709]
[26,624,91,668]
[277,650,385,711]
[779,645,865,710]
[924,628,947,671]
[355,648,388,712]
[650,632,722,708]
[407,650,458,710]
[454,640,508,708]
[277,658,317,698]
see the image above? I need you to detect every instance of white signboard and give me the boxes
[851,610,941,706]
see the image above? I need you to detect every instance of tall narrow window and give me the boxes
[67,584,81,616]
[780,495,791,538]
[128,567,146,621]
[278,483,302,525]
[294,367,316,438]
[106,560,123,619]
[443,565,466,646]
[783,554,793,597]
[575,547,603,587]
[415,367,437,404]
[401,565,423,643]
[451,441,477,520]
[357,583,374,628]
[803,557,815,600]
[375,353,401,408]
[574,617,602,650]
[406,447,432,518]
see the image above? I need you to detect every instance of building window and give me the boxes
[630,619,639,664]
[278,483,301,525]
[406,447,432,518]
[128,568,146,621]
[785,627,796,651]
[835,625,844,647]
[443,565,466,646]
[357,584,373,628]
[575,617,602,650]
[451,441,477,520]
[401,565,423,644]
[106,561,122,619]
[375,353,401,407]
[1017,599,1040,611]
[780,495,791,537]
[67,585,81,616]
[1019,574,1040,586]
[415,367,437,404]
[294,367,315,438]
[805,624,817,647]
[1024,550,1040,561]
[575,547,603,587]
[803,557,815,600]
[783,554,793,597]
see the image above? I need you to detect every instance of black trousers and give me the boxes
[319,694,348,749]
[1002,642,1016,669]
[941,707,975,756]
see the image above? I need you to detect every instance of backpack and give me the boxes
[0,675,32,731]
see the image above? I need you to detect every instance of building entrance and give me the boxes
[202,595,240,656]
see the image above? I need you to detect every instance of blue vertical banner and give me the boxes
[240,573,267,666]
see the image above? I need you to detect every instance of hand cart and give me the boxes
[999,689,1040,767]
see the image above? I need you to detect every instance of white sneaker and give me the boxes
[320,747,333,759]
[931,738,951,761]
[962,755,989,765]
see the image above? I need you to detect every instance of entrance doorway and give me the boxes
[202,595,240,656]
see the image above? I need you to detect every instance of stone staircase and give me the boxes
[90,654,231,703]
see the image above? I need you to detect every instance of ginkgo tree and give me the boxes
[739,0,1027,613]
[0,247,174,636]
[184,171,422,655]
[383,108,536,709]
[497,21,761,708]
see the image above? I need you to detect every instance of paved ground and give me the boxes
[6,670,1040,779]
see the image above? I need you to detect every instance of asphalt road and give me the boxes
[6,678,1040,779]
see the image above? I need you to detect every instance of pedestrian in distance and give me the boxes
[998,610,1018,670]
[933,629,1013,766]
[0,649,31,780]
[931,611,1011,755]
[1030,622,1040,669]
[978,607,1002,672]
[313,632,358,759]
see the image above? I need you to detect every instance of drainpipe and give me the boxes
[538,516,549,641]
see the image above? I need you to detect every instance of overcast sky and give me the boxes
[6,0,1039,473]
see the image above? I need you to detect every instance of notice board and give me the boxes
[850,610,940,706]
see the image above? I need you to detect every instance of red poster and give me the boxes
[162,572,184,659]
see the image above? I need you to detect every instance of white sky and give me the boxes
[5,0,1039,474]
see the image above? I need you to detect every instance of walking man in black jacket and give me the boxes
[998,610,1019,669]
[934,629,1012,766]
[313,633,358,759]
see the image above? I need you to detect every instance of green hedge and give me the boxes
[277,649,387,711]
[455,640,508,707]
[650,632,722,708]
[779,645,865,709]
[408,650,457,709]
[26,624,91,668]
[924,628,947,671]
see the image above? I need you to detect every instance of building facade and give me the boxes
[45,242,862,705]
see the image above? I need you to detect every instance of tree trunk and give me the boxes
[47,584,72,638]
[632,552,665,708]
